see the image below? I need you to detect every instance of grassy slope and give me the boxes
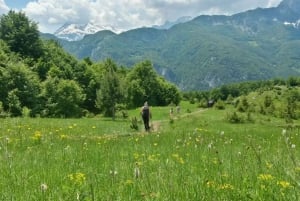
[0,102,299,200]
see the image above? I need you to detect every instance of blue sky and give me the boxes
[0,0,282,33]
[4,0,31,9]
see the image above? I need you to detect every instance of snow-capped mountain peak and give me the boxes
[54,22,122,41]
[284,19,300,28]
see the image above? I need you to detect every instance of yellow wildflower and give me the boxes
[258,174,274,181]
[60,134,68,139]
[277,181,291,188]
[219,183,234,190]
[148,154,157,162]
[206,180,215,188]
[32,131,42,141]
[125,179,134,185]
[68,172,86,186]
[172,154,184,164]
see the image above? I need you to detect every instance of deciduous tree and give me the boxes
[0,10,43,59]
[95,59,123,118]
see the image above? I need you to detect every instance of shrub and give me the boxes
[198,98,207,108]
[130,117,139,130]
[237,96,249,112]
[0,101,8,118]
[22,107,31,117]
[226,111,244,123]
[226,94,234,104]
[214,99,225,110]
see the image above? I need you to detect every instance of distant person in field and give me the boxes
[176,105,180,114]
[169,107,174,117]
[141,101,151,131]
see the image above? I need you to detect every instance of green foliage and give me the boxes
[212,81,300,122]
[95,59,124,118]
[126,60,180,108]
[237,96,250,112]
[156,77,181,106]
[0,12,181,117]
[0,40,12,66]
[198,98,207,108]
[22,107,31,118]
[0,101,7,118]
[225,94,234,104]
[286,76,300,87]
[260,95,275,115]
[130,116,139,130]
[41,78,85,117]
[0,62,40,116]
[0,10,43,59]
[284,89,300,120]
[214,99,226,110]
[226,111,244,123]
[56,80,85,117]
[7,89,22,116]
[126,60,160,107]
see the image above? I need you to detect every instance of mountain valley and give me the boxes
[42,0,300,90]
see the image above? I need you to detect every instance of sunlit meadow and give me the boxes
[0,103,299,200]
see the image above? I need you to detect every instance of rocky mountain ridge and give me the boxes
[43,0,300,90]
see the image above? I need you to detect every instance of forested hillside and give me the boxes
[0,11,180,118]
[47,0,300,90]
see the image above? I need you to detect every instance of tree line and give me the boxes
[0,11,180,118]
[183,77,300,104]
[1,11,299,119]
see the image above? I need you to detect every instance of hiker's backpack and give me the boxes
[142,106,149,118]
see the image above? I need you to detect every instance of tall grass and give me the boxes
[0,103,299,200]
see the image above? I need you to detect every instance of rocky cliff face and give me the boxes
[277,0,300,20]
[279,0,300,13]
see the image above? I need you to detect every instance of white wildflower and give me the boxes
[134,163,140,179]
[110,170,118,176]
[282,129,287,136]
[40,183,48,191]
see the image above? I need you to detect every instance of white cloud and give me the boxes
[22,0,282,33]
[0,0,9,15]
[267,0,281,7]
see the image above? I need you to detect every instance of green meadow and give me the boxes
[0,102,299,200]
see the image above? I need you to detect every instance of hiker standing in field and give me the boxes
[141,101,151,131]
